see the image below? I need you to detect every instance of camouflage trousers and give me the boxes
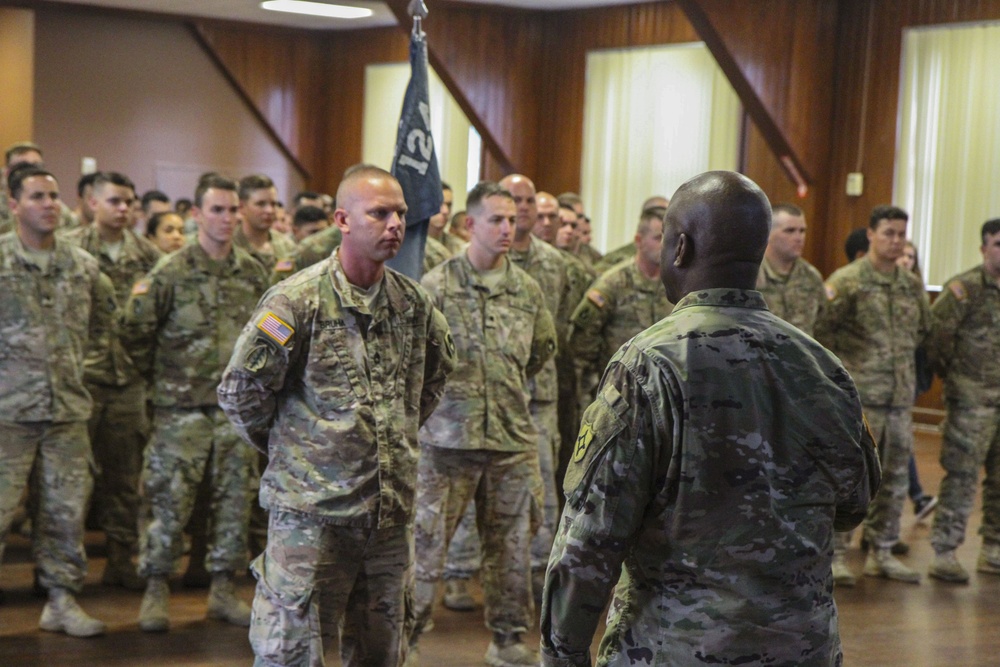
[138,407,256,577]
[249,510,412,667]
[931,403,1000,551]
[442,400,555,579]
[86,380,149,548]
[862,406,913,549]
[0,421,92,592]
[413,446,541,639]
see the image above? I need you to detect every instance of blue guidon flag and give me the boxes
[387,26,443,281]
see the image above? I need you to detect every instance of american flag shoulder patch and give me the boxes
[131,281,150,296]
[587,289,607,308]
[257,311,294,345]
[274,258,294,272]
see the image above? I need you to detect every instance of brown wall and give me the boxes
[32,7,304,206]
[0,8,34,154]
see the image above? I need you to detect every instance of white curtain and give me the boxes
[581,42,741,252]
[363,63,481,213]
[894,22,1000,288]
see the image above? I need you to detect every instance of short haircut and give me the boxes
[293,191,322,207]
[293,205,327,228]
[637,205,667,236]
[559,202,577,213]
[844,227,869,262]
[8,165,56,200]
[869,205,908,230]
[441,181,452,192]
[5,141,42,166]
[557,192,582,208]
[772,202,804,217]
[449,210,467,229]
[175,198,193,216]
[146,211,182,238]
[76,172,99,198]
[92,171,136,197]
[141,189,170,213]
[335,164,395,206]
[239,174,275,201]
[982,218,1000,244]
[466,181,512,216]
[194,174,238,207]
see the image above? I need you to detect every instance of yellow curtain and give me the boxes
[894,23,1000,287]
[581,42,741,253]
[362,63,480,213]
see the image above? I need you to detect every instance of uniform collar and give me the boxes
[672,288,769,312]
[5,232,75,274]
[328,248,411,320]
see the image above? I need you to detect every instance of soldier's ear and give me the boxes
[673,232,691,268]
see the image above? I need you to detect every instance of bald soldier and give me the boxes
[219,165,455,667]
[541,171,880,667]
[756,203,826,335]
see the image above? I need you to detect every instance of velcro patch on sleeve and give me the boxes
[948,281,967,301]
[587,289,607,308]
[257,312,294,345]
[131,281,150,296]
[274,258,294,272]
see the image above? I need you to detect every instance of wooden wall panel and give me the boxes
[535,1,700,195]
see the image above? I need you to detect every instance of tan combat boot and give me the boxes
[486,633,538,667]
[929,549,970,583]
[102,540,145,590]
[864,547,920,583]
[977,542,1000,574]
[39,587,106,637]
[207,572,251,626]
[139,576,170,632]
[831,553,856,587]
[442,579,475,611]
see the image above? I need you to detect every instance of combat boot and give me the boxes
[864,548,920,583]
[403,644,420,667]
[39,587,106,637]
[139,576,170,632]
[831,553,856,587]
[929,549,970,583]
[485,632,538,667]
[977,542,1000,575]
[207,572,251,626]
[102,540,145,590]
[442,579,475,611]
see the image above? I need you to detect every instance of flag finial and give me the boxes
[408,0,428,38]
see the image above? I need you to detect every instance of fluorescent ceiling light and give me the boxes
[260,1,373,19]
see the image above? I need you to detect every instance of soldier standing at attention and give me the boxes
[408,182,556,667]
[755,202,826,335]
[120,175,269,632]
[218,165,455,667]
[926,219,1000,583]
[541,171,880,667]
[0,166,115,636]
[815,205,930,585]
[234,174,297,274]
[62,171,162,591]
[569,205,674,406]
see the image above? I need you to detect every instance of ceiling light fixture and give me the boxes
[260,1,373,20]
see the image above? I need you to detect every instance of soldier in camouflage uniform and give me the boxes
[541,171,880,667]
[234,174,297,274]
[410,181,556,667]
[815,205,930,585]
[0,166,112,637]
[218,165,455,667]
[756,202,826,335]
[0,143,78,234]
[423,232,452,273]
[926,219,1000,583]
[569,206,674,407]
[62,171,162,590]
[271,219,343,284]
[120,175,268,632]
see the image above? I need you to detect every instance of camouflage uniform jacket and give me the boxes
[756,256,826,336]
[419,254,556,453]
[569,258,674,378]
[509,236,567,403]
[62,225,162,386]
[926,265,1000,406]
[575,243,602,271]
[422,235,452,274]
[814,257,930,408]
[442,231,467,255]
[233,225,297,275]
[119,242,269,408]
[541,289,880,667]
[0,232,115,422]
[218,250,456,527]
[271,224,343,284]
[592,241,634,275]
